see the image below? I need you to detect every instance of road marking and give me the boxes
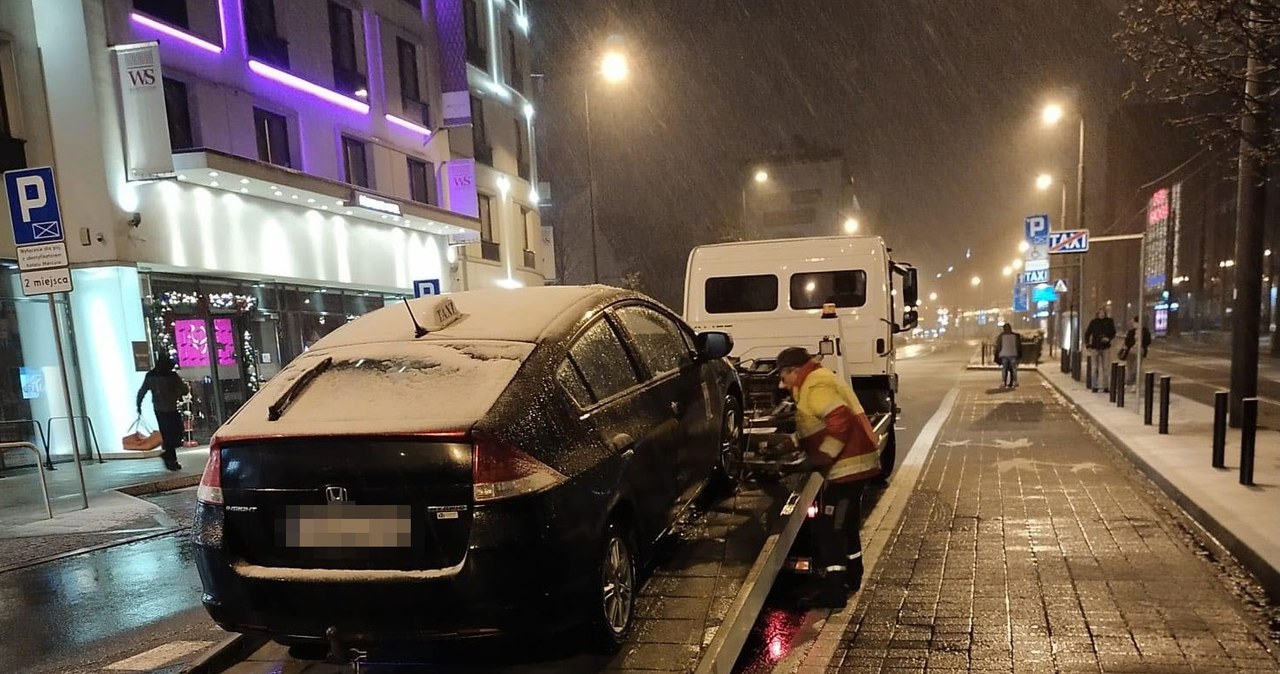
[995,458,1103,474]
[779,384,962,672]
[104,641,213,671]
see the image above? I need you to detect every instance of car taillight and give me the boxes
[197,439,223,506]
[472,433,567,503]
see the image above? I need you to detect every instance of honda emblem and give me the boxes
[325,486,348,503]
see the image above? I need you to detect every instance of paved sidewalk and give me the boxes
[0,446,206,572]
[802,372,1279,672]
[1041,367,1280,602]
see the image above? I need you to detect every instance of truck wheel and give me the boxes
[879,424,897,483]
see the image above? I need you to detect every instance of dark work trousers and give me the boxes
[155,410,184,464]
[812,480,865,591]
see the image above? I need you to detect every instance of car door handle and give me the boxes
[610,433,634,454]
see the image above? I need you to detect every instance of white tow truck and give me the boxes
[683,235,919,480]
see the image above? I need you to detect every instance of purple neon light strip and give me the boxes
[385,114,432,136]
[130,12,223,54]
[248,60,370,114]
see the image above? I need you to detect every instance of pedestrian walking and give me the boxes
[1120,317,1152,386]
[1084,308,1117,393]
[776,347,882,609]
[135,354,189,471]
[995,323,1022,388]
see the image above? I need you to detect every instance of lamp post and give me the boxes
[585,51,628,284]
[1044,100,1088,378]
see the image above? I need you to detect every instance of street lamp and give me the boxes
[971,276,981,286]
[754,170,768,183]
[584,50,629,283]
[1043,98,1088,376]
[843,217,859,234]
[1018,240,1030,253]
[1042,103,1065,125]
[1012,259,1023,270]
[929,292,938,301]
[1003,266,1013,277]
[1035,173,1053,191]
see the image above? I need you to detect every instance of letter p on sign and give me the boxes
[16,176,45,222]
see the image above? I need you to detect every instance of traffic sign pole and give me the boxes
[49,294,87,509]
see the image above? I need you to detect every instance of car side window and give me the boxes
[555,357,593,408]
[567,318,641,402]
[613,305,693,379]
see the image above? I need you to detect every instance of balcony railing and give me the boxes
[522,249,536,269]
[518,160,531,181]
[480,240,500,262]
[333,66,367,98]
[402,97,431,127]
[473,142,493,166]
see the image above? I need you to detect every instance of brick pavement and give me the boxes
[826,373,1280,673]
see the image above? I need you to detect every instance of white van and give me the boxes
[683,236,918,476]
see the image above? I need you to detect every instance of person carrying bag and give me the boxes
[135,354,190,471]
[121,416,162,451]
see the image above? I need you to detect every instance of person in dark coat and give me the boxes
[1084,308,1117,393]
[136,354,189,471]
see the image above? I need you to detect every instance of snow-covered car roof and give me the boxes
[313,285,617,348]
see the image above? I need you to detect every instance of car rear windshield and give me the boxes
[223,341,534,434]
[704,274,779,313]
[789,270,867,309]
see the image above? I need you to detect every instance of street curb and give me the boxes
[1038,371,1280,603]
[117,473,201,497]
[180,633,268,674]
[0,526,183,575]
[693,472,823,674]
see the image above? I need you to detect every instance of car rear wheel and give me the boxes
[589,520,636,652]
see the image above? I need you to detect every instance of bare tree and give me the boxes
[1116,0,1280,158]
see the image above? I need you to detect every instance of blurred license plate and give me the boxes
[284,504,412,548]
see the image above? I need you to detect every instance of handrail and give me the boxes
[45,415,105,464]
[0,442,52,519]
[0,419,51,471]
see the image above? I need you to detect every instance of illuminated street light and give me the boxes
[971,276,981,287]
[843,217,859,234]
[1002,266,1012,277]
[929,292,938,301]
[1012,259,1023,270]
[754,169,769,183]
[1036,173,1053,191]
[1018,240,1030,253]
[600,51,629,82]
[1042,103,1065,126]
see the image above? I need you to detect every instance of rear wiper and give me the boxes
[267,356,333,421]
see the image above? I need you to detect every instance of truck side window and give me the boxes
[790,270,867,309]
[705,275,778,313]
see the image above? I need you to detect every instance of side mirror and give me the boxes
[896,310,919,333]
[902,268,919,307]
[695,331,734,361]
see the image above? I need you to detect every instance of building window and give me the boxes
[505,29,522,92]
[521,206,535,268]
[463,0,486,69]
[328,1,365,97]
[400,0,421,8]
[133,0,188,29]
[514,119,530,180]
[0,60,12,138]
[478,193,499,261]
[397,38,420,102]
[341,135,369,188]
[471,96,491,164]
[408,157,435,205]
[253,108,291,168]
[163,77,194,151]
[244,0,288,68]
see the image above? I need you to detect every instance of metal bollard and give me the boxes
[1158,376,1171,434]
[1072,350,1082,381]
[1144,372,1156,425]
[1109,362,1119,402]
[1085,355,1094,389]
[1116,365,1126,407]
[1212,391,1228,469]
[1061,348,1070,374]
[1240,398,1257,486]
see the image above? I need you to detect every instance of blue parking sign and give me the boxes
[414,279,441,297]
[1024,214,1050,243]
[5,167,63,246]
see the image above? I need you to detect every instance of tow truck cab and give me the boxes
[682,236,918,477]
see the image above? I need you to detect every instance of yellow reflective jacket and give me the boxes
[790,361,882,484]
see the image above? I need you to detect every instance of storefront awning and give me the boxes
[171,150,480,239]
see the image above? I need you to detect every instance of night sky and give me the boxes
[533,1,1135,308]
